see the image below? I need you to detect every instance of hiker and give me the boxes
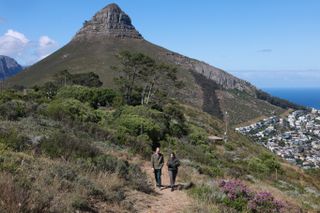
[151,147,164,188]
[167,152,180,191]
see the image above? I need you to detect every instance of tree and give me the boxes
[141,63,178,105]
[113,51,181,106]
[113,51,156,105]
[54,70,103,88]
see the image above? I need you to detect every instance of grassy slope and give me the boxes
[6,39,170,88]
[217,89,285,126]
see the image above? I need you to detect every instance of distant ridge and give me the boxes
[0,55,23,80]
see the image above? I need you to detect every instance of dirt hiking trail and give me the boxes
[139,162,193,213]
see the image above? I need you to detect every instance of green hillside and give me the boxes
[1,63,320,211]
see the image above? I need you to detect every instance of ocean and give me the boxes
[263,88,320,110]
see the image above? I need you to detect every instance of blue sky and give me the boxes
[0,0,319,88]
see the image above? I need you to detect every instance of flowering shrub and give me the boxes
[219,179,252,200]
[219,179,286,212]
[219,179,253,211]
[248,191,285,213]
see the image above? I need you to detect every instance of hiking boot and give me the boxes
[171,187,174,192]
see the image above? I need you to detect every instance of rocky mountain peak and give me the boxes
[73,3,143,41]
[0,55,23,79]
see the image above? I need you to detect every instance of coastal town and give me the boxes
[235,109,320,169]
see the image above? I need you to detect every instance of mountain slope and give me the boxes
[5,3,296,124]
[0,55,23,80]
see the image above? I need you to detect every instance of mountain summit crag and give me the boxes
[73,3,142,41]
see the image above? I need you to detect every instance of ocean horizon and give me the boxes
[263,88,320,110]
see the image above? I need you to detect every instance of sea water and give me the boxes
[263,88,320,109]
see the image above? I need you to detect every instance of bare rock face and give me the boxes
[162,51,256,95]
[0,55,23,79]
[73,3,142,41]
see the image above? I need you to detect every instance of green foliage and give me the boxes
[54,70,103,87]
[71,72,103,88]
[72,197,93,212]
[0,90,20,104]
[46,98,106,123]
[0,100,28,120]
[0,152,21,173]
[113,51,179,105]
[0,129,30,152]
[131,134,153,159]
[189,184,225,204]
[113,51,156,104]
[260,153,281,171]
[223,196,248,211]
[113,105,167,142]
[187,124,208,145]
[248,153,281,177]
[91,155,152,193]
[39,82,59,100]
[40,131,100,160]
[248,158,270,174]
[56,85,117,108]
[163,103,187,137]
[199,166,223,177]
[224,142,235,151]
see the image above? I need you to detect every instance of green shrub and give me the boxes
[0,100,28,120]
[92,155,125,173]
[224,142,235,151]
[91,155,152,193]
[56,85,117,108]
[40,131,100,160]
[247,153,281,177]
[71,72,103,87]
[199,166,223,177]
[0,129,30,152]
[52,164,78,181]
[259,153,281,172]
[113,105,167,142]
[72,197,93,212]
[189,184,225,204]
[39,82,59,100]
[248,157,269,174]
[163,103,187,137]
[127,164,153,193]
[46,98,105,123]
[0,90,21,104]
[187,124,208,145]
[223,196,248,211]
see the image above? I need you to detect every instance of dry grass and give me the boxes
[0,172,29,213]
[184,201,220,213]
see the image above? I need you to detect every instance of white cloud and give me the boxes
[37,36,57,60]
[0,29,30,59]
[0,29,58,65]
